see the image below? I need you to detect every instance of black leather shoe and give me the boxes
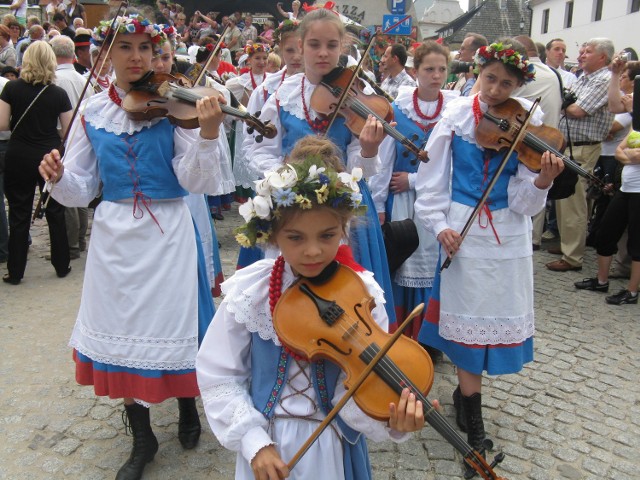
[2,274,20,285]
[212,212,224,221]
[574,277,609,292]
[177,398,201,449]
[56,266,72,278]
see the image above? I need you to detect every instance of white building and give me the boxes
[529,0,640,64]
[419,0,464,38]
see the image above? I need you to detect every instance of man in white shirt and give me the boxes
[50,34,91,260]
[545,38,577,89]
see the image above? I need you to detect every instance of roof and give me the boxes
[435,2,484,34]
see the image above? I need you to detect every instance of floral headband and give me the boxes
[244,43,271,56]
[274,19,299,45]
[235,159,366,248]
[474,42,535,83]
[93,16,166,45]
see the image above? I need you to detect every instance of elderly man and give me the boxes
[16,24,45,67]
[379,43,415,99]
[50,34,90,260]
[447,32,488,96]
[546,38,615,272]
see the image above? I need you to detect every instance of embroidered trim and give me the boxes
[439,310,535,345]
[71,341,196,370]
[262,347,289,418]
[315,361,330,413]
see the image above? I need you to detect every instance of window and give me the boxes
[632,0,640,13]
[542,9,550,34]
[594,0,603,21]
[565,1,574,28]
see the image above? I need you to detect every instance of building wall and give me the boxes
[529,0,640,64]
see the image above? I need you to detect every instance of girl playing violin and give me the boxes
[371,40,459,341]
[196,135,425,480]
[247,5,396,327]
[414,42,564,469]
[151,24,234,297]
[38,16,232,479]
[235,18,303,269]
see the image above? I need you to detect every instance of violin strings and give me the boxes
[504,124,599,182]
[170,85,246,119]
[319,305,475,456]
[331,86,407,145]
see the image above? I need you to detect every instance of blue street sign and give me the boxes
[382,14,412,35]
[388,0,406,14]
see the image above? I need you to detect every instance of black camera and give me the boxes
[561,89,578,110]
[450,60,474,75]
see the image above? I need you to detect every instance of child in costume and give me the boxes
[196,135,425,480]
[414,42,564,470]
[39,16,232,480]
[247,6,397,327]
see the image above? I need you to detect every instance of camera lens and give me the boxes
[450,60,474,75]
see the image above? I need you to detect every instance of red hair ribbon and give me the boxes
[302,2,338,14]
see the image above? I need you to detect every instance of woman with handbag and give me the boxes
[0,41,72,284]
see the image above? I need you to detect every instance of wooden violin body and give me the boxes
[273,262,507,479]
[273,263,433,421]
[312,67,429,163]
[476,98,605,190]
[122,72,277,140]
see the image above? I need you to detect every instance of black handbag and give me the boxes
[381,219,419,273]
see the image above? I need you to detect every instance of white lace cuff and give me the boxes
[241,426,276,464]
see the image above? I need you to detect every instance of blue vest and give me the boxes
[450,135,519,210]
[280,109,352,156]
[250,333,373,480]
[385,105,433,215]
[84,119,188,202]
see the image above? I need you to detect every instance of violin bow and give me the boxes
[33,2,128,222]
[440,98,540,272]
[193,25,228,88]
[286,302,425,471]
[321,34,377,137]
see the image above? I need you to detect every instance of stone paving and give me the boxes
[1,206,639,480]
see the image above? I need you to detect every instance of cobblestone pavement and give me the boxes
[1,206,638,480]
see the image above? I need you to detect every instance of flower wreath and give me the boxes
[235,159,366,248]
[274,19,300,45]
[474,42,535,83]
[93,16,166,45]
[244,43,271,56]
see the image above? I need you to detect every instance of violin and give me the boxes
[476,98,606,191]
[273,262,506,479]
[311,67,429,164]
[122,72,277,141]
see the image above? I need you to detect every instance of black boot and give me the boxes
[116,403,159,480]
[461,392,493,479]
[452,386,467,432]
[177,397,201,449]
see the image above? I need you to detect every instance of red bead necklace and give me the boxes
[413,89,443,121]
[301,76,329,133]
[269,256,309,361]
[108,83,122,107]
[472,94,484,127]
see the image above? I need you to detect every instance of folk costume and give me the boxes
[415,94,549,375]
[236,67,292,269]
[372,86,459,338]
[248,72,397,326]
[50,84,233,401]
[196,252,409,480]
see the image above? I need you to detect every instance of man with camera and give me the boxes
[379,43,416,99]
[446,33,488,96]
[546,38,616,272]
